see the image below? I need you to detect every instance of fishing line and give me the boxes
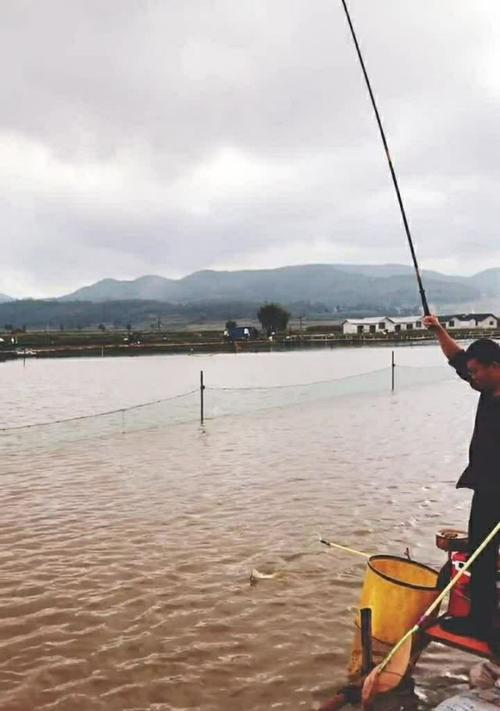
[339,0,430,316]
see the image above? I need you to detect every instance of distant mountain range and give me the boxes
[0,293,13,303]
[1,263,499,329]
[58,263,500,311]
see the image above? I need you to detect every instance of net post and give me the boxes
[200,370,205,424]
[360,607,373,674]
[391,350,395,391]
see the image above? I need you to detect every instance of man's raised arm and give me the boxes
[422,315,463,361]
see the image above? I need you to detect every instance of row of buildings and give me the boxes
[342,313,499,335]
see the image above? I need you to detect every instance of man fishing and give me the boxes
[423,314,499,651]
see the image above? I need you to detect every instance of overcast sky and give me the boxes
[3,0,500,297]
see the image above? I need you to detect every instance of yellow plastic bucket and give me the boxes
[357,555,439,645]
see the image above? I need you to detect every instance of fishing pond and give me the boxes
[0,345,481,710]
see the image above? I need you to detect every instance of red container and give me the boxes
[447,552,471,617]
[447,550,500,620]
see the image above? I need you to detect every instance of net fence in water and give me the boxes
[1,363,451,451]
[1,389,200,452]
[205,364,450,419]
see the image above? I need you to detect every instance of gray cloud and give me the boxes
[2,0,500,297]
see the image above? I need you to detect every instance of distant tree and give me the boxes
[4,324,13,331]
[257,303,290,334]
[225,319,237,330]
[98,323,106,332]
[59,323,64,331]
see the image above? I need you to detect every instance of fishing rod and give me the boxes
[319,534,370,558]
[339,0,430,316]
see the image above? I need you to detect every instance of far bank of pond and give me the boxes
[1,327,496,361]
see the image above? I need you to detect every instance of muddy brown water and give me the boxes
[0,348,481,710]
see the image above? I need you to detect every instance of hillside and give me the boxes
[59,263,486,309]
[2,263,499,329]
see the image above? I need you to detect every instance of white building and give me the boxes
[342,316,424,335]
[342,317,390,335]
[388,316,424,333]
[476,314,499,328]
[342,313,499,335]
[441,313,499,329]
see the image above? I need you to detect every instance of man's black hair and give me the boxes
[465,338,500,365]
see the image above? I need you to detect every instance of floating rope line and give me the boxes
[207,367,390,391]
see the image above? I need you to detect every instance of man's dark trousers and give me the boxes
[469,491,499,641]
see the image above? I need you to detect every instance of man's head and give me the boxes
[465,338,500,392]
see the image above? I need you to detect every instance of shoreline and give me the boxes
[1,330,489,361]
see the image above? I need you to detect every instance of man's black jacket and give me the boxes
[450,350,500,494]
